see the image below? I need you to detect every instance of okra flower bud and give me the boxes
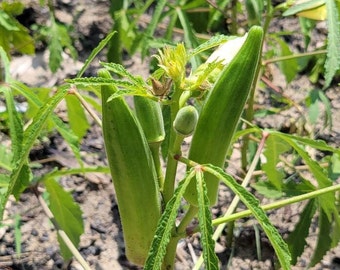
[173,105,198,137]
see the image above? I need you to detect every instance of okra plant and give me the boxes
[71,26,290,269]
[1,2,340,268]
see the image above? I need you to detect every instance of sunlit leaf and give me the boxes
[65,94,89,140]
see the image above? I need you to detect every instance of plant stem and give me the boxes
[230,0,238,34]
[69,85,102,127]
[212,183,340,226]
[163,133,185,204]
[162,235,181,270]
[163,87,182,203]
[34,188,92,270]
[263,50,327,65]
[176,205,198,237]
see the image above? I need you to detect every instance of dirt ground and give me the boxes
[1,0,340,269]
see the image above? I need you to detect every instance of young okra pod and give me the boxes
[184,26,264,206]
[173,105,199,137]
[100,69,161,265]
[134,96,165,145]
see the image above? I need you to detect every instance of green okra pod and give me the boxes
[184,26,264,206]
[134,96,165,145]
[100,69,161,265]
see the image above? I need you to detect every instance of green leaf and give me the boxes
[48,19,63,73]
[0,10,20,31]
[324,0,340,88]
[100,62,145,86]
[0,46,11,81]
[11,26,35,55]
[317,89,332,129]
[65,94,89,140]
[261,135,291,190]
[276,38,299,83]
[309,207,332,267]
[306,89,321,124]
[0,85,69,220]
[77,30,116,78]
[12,164,31,200]
[252,181,283,198]
[331,212,340,247]
[144,170,195,270]
[9,81,84,167]
[204,164,291,270]
[269,130,340,155]
[196,170,219,270]
[286,199,317,264]
[271,131,335,220]
[0,174,9,188]
[45,178,84,260]
[52,115,83,167]
[0,85,23,162]
[329,153,340,180]
[188,35,232,59]
[0,144,13,172]
[306,89,332,129]
[283,176,316,197]
[2,2,25,16]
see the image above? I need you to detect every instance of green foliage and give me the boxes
[261,135,290,190]
[283,0,340,88]
[45,178,84,260]
[0,2,35,56]
[286,199,317,264]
